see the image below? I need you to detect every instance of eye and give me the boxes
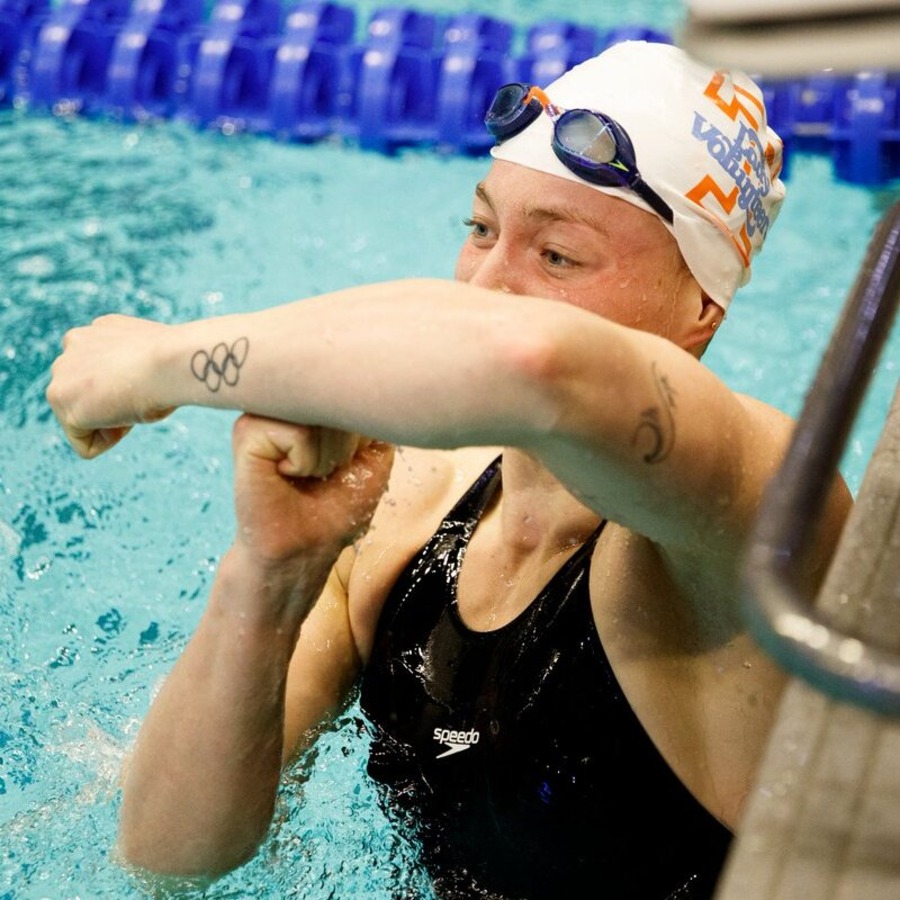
[543,248,576,268]
[462,217,492,241]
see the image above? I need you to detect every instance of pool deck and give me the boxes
[715,384,900,900]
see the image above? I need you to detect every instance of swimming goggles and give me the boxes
[484,82,674,225]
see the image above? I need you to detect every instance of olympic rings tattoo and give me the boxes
[190,337,249,392]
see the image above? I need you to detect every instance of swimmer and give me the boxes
[47,42,851,899]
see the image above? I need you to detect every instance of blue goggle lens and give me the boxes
[555,113,617,166]
[485,83,541,140]
[553,111,636,187]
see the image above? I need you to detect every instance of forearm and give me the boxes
[167,279,702,520]
[145,279,566,447]
[53,277,658,463]
[55,276,747,541]
[118,549,327,878]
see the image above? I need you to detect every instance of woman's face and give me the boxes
[455,161,709,349]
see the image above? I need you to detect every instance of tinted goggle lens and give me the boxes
[554,112,617,166]
[553,111,635,188]
[485,83,541,139]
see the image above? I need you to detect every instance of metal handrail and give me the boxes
[741,199,900,716]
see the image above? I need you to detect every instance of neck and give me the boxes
[497,448,602,557]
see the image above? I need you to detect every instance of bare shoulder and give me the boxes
[724,391,797,522]
[661,386,850,601]
[732,390,852,534]
[343,445,499,662]
[733,390,794,444]
[731,390,852,583]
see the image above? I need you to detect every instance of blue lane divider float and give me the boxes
[0,0,49,102]
[28,0,131,110]
[432,13,511,154]
[105,0,202,118]
[762,72,900,185]
[1,0,898,185]
[268,0,354,140]
[355,6,437,151]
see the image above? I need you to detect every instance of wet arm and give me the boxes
[117,421,390,879]
[49,279,557,453]
[51,279,699,471]
[117,548,358,878]
[49,277,842,550]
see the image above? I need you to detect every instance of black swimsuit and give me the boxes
[360,458,731,899]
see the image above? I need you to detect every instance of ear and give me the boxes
[682,293,725,357]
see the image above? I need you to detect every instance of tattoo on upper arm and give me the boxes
[632,362,676,464]
[190,338,249,392]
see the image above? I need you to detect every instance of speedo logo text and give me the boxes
[433,726,481,759]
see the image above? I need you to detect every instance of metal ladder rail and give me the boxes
[716,385,900,898]
[741,199,900,716]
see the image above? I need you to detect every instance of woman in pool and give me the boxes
[48,41,850,899]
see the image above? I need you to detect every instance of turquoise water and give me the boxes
[1,0,899,897]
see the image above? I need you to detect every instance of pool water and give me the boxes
[0,112,458,899]
[1,1,899,897]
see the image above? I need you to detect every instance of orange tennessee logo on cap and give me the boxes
[685,73,782,267]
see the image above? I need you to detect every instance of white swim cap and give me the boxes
[490,41,787,308]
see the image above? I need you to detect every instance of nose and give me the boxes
[460,239,523,294]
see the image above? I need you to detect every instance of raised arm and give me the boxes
[47,278,843,567]
[117,416,393,878]
[47,279,556,454]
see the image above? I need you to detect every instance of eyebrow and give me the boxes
[474,181,611,238]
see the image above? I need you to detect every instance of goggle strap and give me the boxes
[633,179,675,225]
[524,86,560,118]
